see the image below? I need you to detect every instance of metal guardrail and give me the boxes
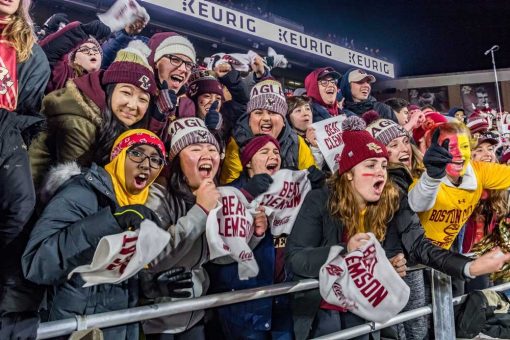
[36,268,510,339]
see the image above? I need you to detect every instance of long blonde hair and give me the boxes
[328,171,400,241]
[1,0,36,63]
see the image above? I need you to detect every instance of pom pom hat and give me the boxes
[338,116,388,175]
[102,40,157,96]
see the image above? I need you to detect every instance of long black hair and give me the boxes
[93,84,128,166]
[168,156,196,209]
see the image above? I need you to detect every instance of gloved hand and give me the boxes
[44,13,69,32]
[113,204,161,230]
[204,101,223,130]
[242,173,273,199]
[307,166,326,189]
[81,19,111,41]
[155,80,178,121]
[140,267,193,299]
[423,128,452,179]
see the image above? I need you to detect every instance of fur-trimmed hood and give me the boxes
[39,162,82,203]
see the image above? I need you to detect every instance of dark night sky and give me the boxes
[243,0,510,77]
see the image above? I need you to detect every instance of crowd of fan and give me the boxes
[3,1,510,340]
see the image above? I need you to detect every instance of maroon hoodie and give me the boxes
[304,67,339,117]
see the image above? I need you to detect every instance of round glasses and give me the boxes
[163,54,195,71]
[127,149,165,169]
[318,78,337,87]
[76,46,101,55]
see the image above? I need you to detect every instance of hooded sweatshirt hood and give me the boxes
[339,68,357,103]
[304,68,339,117]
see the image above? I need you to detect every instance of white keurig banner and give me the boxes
[312,115,346,173]
[68,220,169,287]
[251,169,311,237]
[140,0,394,77]
[206,186,258,280]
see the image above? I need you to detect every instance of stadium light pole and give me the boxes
[484,45,503,113]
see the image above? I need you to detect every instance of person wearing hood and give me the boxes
[40,19,112,93]
[146,32,197,141]
[339,68,397,122]
[22,129,190,340]
[220,79,317,184]
[304,67,342,122]
[29,40,157,190]
[448,106,466,124]
[0,0,50,337]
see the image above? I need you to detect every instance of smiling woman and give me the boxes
[29,40,157,189]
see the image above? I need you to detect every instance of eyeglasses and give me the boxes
[127,149,165,169]
[76,46,101,55]
[163,54,195,71]
[318,78,337,87]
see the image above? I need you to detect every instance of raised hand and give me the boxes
[423,128,452,179]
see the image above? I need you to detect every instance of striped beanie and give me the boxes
[168,117,220,162]
[247,79,288,117]
[366,119,408,146]
[466,114,489,135]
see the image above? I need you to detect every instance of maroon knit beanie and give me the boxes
[241,135,281,167]
[187,69,224,100]
[102,40,157,96]
[338,116,388,175]
[500,149,510,165]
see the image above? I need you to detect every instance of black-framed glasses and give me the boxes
[127,149,165,169]
[318,78,337,87]
[76,46,101,55]
[163,54,195,71]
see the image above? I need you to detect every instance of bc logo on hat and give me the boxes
[367,142,383,153]
[138,75,150,91]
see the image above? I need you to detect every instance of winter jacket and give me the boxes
[456,290,510,339]
[143,182,263,334]
[40,21,91,94]
[22,163,139,339]
[339,68,398,122]
[0,38,49,315]
[285,185,472,340]
[29,71,106,189]
[220,113,316,184]
[101,30,149,69]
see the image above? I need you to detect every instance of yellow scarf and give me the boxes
[105,129,164,207]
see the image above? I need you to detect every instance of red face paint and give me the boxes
[361,173,375,177]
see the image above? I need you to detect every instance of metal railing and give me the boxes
[36,269,510,339]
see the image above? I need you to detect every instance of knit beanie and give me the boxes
[187,69,224,100]
[148,32,196,67]
[338,116,388,175]
[168,117,220,162]
[68,37,103,64]
[412,111,448,142]
[366,119,409,146]
[247,79,288,117]
[102,40,157,96]
[466,115,489,135]
[241,135,281,167]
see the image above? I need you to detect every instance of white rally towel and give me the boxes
[312,115,346,173]
[206,187,259,280]
[319,233,410,323]
[204,48,288,72]
[250,169,311,237]
[68,219,169,287]
[98,0,150,33]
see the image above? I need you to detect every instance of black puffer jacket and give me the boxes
[286,184,472,339]
[22,164,139,339]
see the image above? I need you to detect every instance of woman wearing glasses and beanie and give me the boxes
[29,40,157,191]
[40,19,111,93]
[23,129,172,340]
[147,32,199,141]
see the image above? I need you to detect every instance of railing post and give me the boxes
[431,269,456,339]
